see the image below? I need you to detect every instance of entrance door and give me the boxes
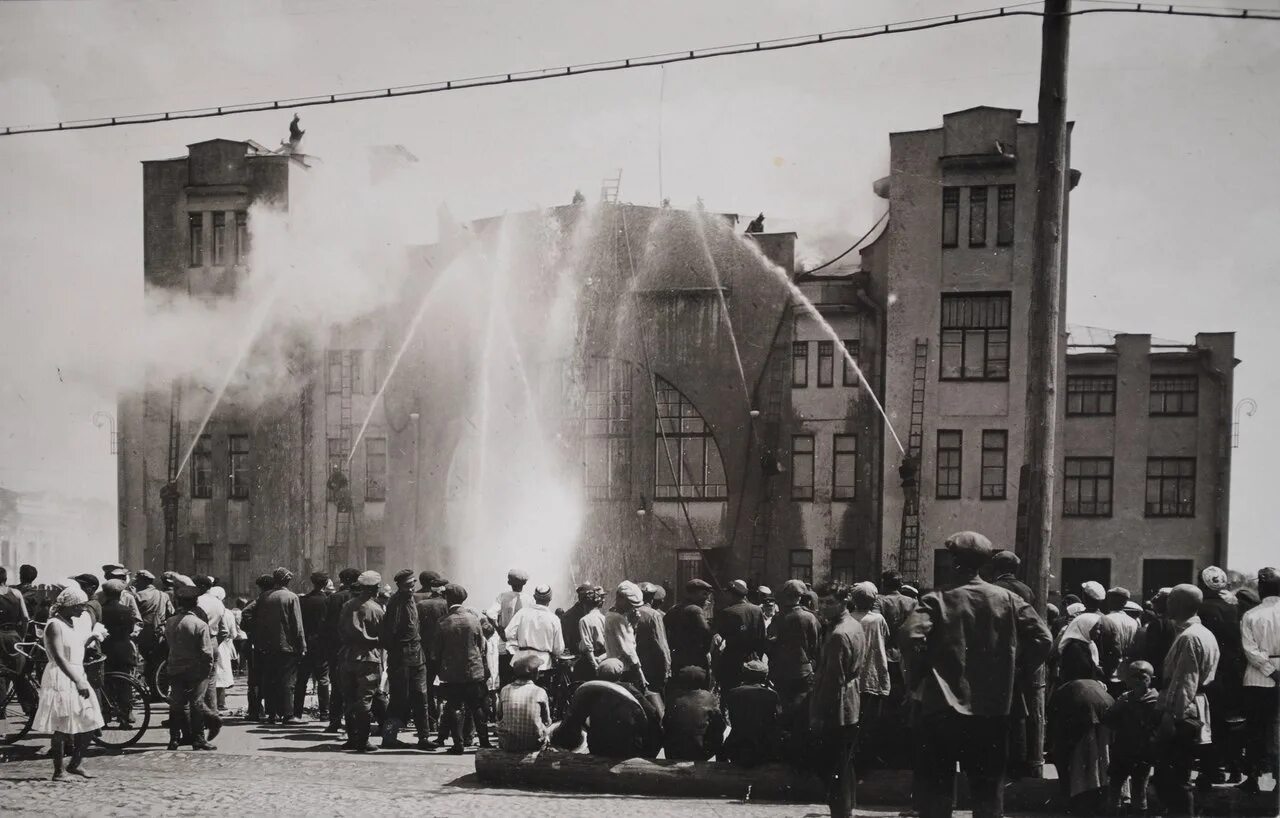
[1060,557,1111,597]
[676,550,703,591]
[1142,559,1194,602]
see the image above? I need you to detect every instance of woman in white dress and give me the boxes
[33,584,105,780]
[211,587,239,711]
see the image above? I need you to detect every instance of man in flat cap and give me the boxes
[294,571,332,722]
[414,570,450,737]
[713,579,766,699]
[131,569,171,698]
[255,567,306,724]
[810,581,867,818]
[380,569,433,748]
[575,586,608,679]
[1240,567,1280,794]
[767,579,822,727]
[432,584,491,753]
[338,571,384,752]
[319,568,362,731]
[495,569,533,687]
[989,550,1039,779]
[634,583,672,698]
[559,584,595,675]
[99,578,142,719]
[666,579,714,673]
[1195,566,1245,788]
[98,564,142,623]
[1099,587,1138,695]
[165,582,221,750]
[901,531,1052,818]
[605,581,649,691]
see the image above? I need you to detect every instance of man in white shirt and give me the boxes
[495,569,533,686]
[1240,567,1280,792]
[504,585,565,678]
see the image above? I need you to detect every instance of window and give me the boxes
[1066,376,1116,416]
[980,430,1008,500]
[940,292,1011,381]
[1061,558,1111,597]
[654,377,727,500]
[366,438,387,501]
[327,546,347,572]
[816,341,834,388]
[997,185,1015,246]
[235,212,249,263]
[941,187,959,248]
[327,438,347,502]
[1064,457,1113,516]
[1146,457,1196,517]
[830,550,855,585]
[585,359,632,500]
[229,543,250,596]
[790,435,815,501]
[350,351,365,395]
[1149,375,1198,416]
[833,434,857,500]
[191,434,213,499]
[790,550,813,584]
[791,342,809,388]
[1141,559,1193,603]
[327,351,343,394]
[364,546,385,572]
[842,340,862,387]
[193,542,213,580]
[968,186,988,247]
[188,213,203,266]
[936,430,962,499]
[212,212,227,265]
[227,435,250,499]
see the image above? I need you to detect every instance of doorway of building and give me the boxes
[676,550,704,591]
[1142,558,1194,602]
[1060,557,1111,597]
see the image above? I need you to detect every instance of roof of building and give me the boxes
[1066,324,1190,349]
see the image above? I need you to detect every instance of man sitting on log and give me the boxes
[722,659,781,767]
[550,658,661,758]
[661,666,725,761]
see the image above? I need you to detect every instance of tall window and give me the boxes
[364,546,385,572]
[366,438,387,501]
[350,351,365,395]
[1149,375,1198,416]
[1146,457,1196,517]
[654,377,727,500]
[996,185,1015,246]
[1066,376,1116,416]
[1063,457,1113,517]
[842,340,862,387]
[188,213,203,267]
[981,430,1008,499]
[212,212,227,265]
[585,359,632,500]
[831,550,855,585]
[327,351,343,394]
[790,550,813,584]
[833,434,857,500]
[193,542,213,580]
[968,186,988,247]
[227,435,250,499]
[229,543,250,596]
[791,342,809,388]
[191,434,213,499]
[941,187,960,248]
[940,292,1011,381]
[936,430,962,499]
[235,212,249,263]
[327,438,347,502]
[816,341,834,388]
[791,435,815,501]
[328,546,347,572]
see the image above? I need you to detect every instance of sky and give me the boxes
[1,0,1277,572]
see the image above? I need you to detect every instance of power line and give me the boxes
[2,2,1275,138]
[797,210,890,277]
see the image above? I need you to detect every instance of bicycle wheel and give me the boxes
[0,673,37,745]
[152,660,170,701]
[93,672,150,749]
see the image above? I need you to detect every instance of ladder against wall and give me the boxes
[328,350,356,569]
[897,339,928,581]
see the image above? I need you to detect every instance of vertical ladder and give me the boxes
[898,339,929,580]
[330,351,355,567]
[600,169,622,203]
[162,382,182,572]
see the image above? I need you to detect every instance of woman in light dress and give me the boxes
[33,584,105,781]
[210,587,240,712]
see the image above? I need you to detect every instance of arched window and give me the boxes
[654,376,726,500]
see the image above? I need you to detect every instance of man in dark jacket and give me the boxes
[662,665,725,760]
[876,569,918,768]
[320,568,360,732]
[989,550,1037,778]
[431,584,491,753]
[255,567,306,724]
[1195,566,1244,788]
[723,659,782,766]
[338,571,384,752]
[239,573,275,721]
[414,570,450,737]
[551,658,662,758]
[767,578,822,722]
[165,583,221,750]
[666,579,714,672]
[810,582,867,818]
[713,579,766,696]
[381,569,434,749]
[294,571,331,721]
[901,532,1052,818]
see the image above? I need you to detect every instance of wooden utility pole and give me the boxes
[1023,0,1072,778]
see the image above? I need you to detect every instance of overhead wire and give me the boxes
[3,2,1276,137]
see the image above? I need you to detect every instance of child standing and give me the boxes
[1104,659,1162,814]
[496,653,550,752]
[32,585,105,781]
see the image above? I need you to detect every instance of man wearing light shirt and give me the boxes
[504,585,565,678]
[1239,567,1280,793]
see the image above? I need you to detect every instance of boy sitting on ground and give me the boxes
[496,653,551,752]
[722,659,782,767]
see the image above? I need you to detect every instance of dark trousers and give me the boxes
[260,650,298,719]
[169,673,218,745]
[818,724,859,818]
[497,653,514,687]
[914,711,1009,818]
[326,648,345,727]
[441,680,490,748]
[340,659,381,746]
[1153,731,1199,817]
[245,646,265,717]
[385,660,429,740]
[1242,685,1279,778]
[1108,762,1151,812]
[293,649,330,718]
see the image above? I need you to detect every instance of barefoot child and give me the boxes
[33,584,105,780]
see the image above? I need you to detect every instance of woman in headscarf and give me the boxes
[32,584,105,780]
[210,587,239,712]
[1048,676,1115,814]
[1056,603,1103,684]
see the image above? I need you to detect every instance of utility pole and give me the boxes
[1023,0,1071,778]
